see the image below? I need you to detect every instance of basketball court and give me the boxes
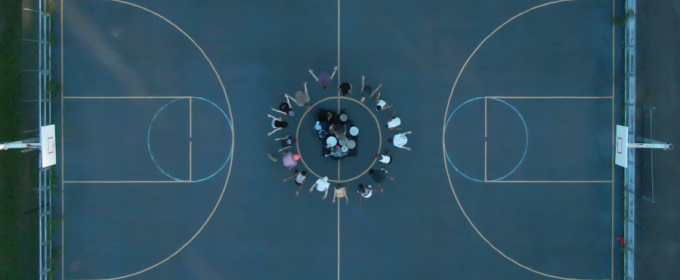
[55,0,623,279]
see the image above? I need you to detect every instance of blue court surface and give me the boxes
[54,0,624,279]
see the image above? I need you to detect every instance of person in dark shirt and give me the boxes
[360,75,382,103]
[267,114,288,136]
[272,95,295,116]
[369,168,393,191]
[274,135,296,152]
[338,82,352,96]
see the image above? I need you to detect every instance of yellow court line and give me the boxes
[486,96,613,99]
[442,1,609,279]
[337,1,342,279]
[190,97,193,138]
[337,200,341,280]
[60,1,65,279]
[295,96,381,183]
[485,180,613,184]
[484,97,488,182]
[190,97,193,182]
[62,96,192,99]
[72,1,236,280]
[64,181,192,184]
[610,0,616,278]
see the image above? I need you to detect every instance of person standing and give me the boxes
[309,66,337,90]
[283,170,307,196]
[282,152,301,170]
[267,114,289,136]
[385,111,401,131]
[338,82,352,96]
[288,81,311,109]
[375,151,393,166]
[332,184,348,204]
[369,168,392,191]
[274,135,296,152]
[360,75,382,103]
[372,92,392,111]
[309,176,331,200]
[387,131,412,151]
[357,184,377,207]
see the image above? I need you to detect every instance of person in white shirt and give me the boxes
[371,92,392,111]
[375,151,393,165]
[388,131,412,151]
[283,170,307,196]
[357,184,380,207]
[385,111,401,131]
[309,176,331,200]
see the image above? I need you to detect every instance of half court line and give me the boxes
[336,1,342,279]
[190,97,193,182]
[484,97,488,182]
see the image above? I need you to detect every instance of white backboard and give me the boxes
[615,125,628,168]
[40,125,56,168]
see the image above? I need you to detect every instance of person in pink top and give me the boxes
[282,152,301,170]
[308,66,337,90]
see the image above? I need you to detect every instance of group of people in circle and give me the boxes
[268,66,415,206]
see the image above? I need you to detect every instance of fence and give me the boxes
[21,0,55,279]
[622,0,636,279]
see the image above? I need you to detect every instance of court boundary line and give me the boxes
[610,0,616,278]
[441,1,611,279]
[60,0,65,279]
[64,1,237,279]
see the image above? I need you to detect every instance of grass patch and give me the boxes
[1,0,40,279]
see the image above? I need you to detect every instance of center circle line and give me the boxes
[295,96,382,184]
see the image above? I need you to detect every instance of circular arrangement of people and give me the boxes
[267,67,412,206]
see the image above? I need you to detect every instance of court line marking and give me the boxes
[486,96,613,99]
[484,97,488,182]
[146,97,232,183]
[337,1,341,279]
[337,199,341,280]
[485,180,613,184]
[442,1,609,279]
[60,0,65,279]
[295,96,382,184]
[610,0,615,278]
[64,181,192,184]
[447,97,529,183]
[63,96,192,99]
[67,1,236,279]
[189,97,192,181]
[610,0,616,278]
